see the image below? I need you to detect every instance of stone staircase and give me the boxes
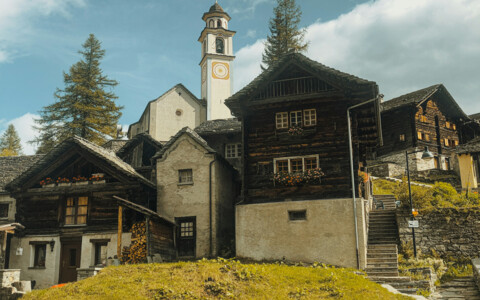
[373,194,397,210]
[431,277,480,299]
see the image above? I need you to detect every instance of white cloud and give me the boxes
[0,113,39,155]
[234,0,480,114]
[233,39,265,92]
[0,0,85,63]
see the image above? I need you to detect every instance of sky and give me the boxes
[1,0,479,155]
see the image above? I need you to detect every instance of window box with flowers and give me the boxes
[57,177,71,187]
[90,173,105,184]
[273,168,325,186]
[72,176,89,186]
[40,178,56,188]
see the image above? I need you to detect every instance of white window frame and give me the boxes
[225,143,241,158]
[276,112,288,129]
[273,155,319,173]
[303,109,316,126]
[178,169,193,184]
[290,111,302,127]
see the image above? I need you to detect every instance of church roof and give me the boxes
[0,155,43,193]
[194,119,241,136]
[6,136,155,191]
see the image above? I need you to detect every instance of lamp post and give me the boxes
[405,146,434,258]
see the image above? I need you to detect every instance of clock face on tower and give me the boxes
[212,62,229,80]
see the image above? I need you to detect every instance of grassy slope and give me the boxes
[24,259,411,300]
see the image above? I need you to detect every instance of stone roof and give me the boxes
[382,84,441,112]
[225,53,376,116]
[381,84,468,120]
[102,139,128,152]
[6,136,155,190]
[0,155,43,192]
[153,127,216,159]
[456,137,480,154]
[116,133,163,158]
[194,119,241,136]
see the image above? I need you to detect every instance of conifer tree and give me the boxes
[33,34,123,153]
[262,0,308,69]
[0,124,22,156]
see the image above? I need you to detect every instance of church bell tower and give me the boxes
[199,2,236,120]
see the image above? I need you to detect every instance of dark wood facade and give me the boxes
[226,53,380,203]
[379,84,479,167]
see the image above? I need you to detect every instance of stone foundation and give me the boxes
[397,208,480,258]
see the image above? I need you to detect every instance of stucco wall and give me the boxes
[235,198,367,269]
[151,87,205,142]
[9,232,131,289]
[457,154,478,189]
[157,135,236,258]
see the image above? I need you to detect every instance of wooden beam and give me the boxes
[117,205,123,258]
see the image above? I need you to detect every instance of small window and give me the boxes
[303,109,316,126]
[65,197,88,225]
[288,210,307,221]
[94,242,108,266]
[399,134,405,142]
[179,169,193,184]
[276,160,289,173]
[225,143,241,158]
[290,111,302,127]
[0,203,9,218]
[180,221,194,237]
[276,112,288,129]
[216,38,224,54]
[34,244,46,267]
[417,131,423,140]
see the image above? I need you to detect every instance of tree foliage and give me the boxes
[0,124,22,156]
[33,34,123,154]
[262,0,308,69]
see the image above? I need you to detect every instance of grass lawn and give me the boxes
[23,259,411,299]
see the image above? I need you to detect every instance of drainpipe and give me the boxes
[209,155,216,257]
[347,96,379,269]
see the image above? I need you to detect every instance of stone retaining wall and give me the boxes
[396,208,480,258]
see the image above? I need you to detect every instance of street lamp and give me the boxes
[405,146,434,258]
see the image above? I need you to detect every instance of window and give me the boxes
[288,210,307,221]
[65,197,88,225]
[95,242,108,266]
[225,143,241,158]
[0,203,9,218]
[399,134,405,142]
[216,38,224,54]
[303,109,316,126]
[276,160,289,173]
[276,112,288,129]
[178,169,193,184]
[290,111,302,127]
[34,244,46,267]
[273,155,319,173]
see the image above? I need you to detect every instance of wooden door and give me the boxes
[176,217,196,257]
[59,241,82,283]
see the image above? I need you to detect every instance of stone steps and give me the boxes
[431,277,480,299]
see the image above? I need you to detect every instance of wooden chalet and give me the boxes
[5,136,175,288]
[225,53,381,203]
[379,84,479,171]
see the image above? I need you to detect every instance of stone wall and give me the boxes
[396,208,480,258]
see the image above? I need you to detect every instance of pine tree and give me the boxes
[33,34,123,153]
[0,124,22,156]
[262,0,308,69]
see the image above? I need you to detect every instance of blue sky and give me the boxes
[1,0,480,154]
